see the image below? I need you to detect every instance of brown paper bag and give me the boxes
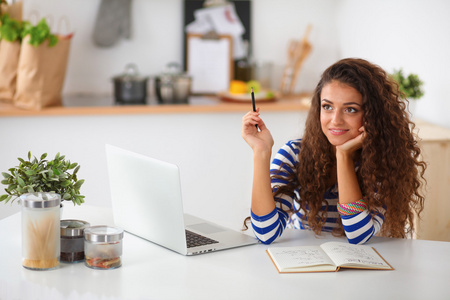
[1,1,23,21]
[14,34,72,110]
[0,1,23,103]
[0,40,21,103]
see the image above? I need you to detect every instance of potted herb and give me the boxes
[391,69,424,101]
[1,152,85,270]
[0,151,85,205]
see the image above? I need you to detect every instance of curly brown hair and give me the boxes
[273,58,426,238]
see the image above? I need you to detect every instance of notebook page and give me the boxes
[268,246,335,270]
[320,242,390,268]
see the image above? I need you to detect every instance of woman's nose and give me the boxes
[331,111,344,125]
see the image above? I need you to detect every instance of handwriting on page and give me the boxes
[271,247,333,268]
[326,244,386,266]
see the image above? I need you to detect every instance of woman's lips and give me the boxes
[329,128,349,136]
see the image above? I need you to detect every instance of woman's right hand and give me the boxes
[242,108,274,153]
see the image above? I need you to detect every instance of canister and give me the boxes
[60,219,90,263]
[84,225,124,269]
[21,192,61,270]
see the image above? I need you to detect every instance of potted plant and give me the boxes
[391,68,424,100]
[0,151,85,270]
[0,151,85,205]
[391,69,424,117]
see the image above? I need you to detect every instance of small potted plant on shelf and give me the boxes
[0,151,85,205]
[391,69,424,117]
[391,68,424,100]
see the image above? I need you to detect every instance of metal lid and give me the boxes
[157,62,191,80]
[84,225,124,243]
[113,63,148,82]
[20,192,61,208]
[60,219,90,237]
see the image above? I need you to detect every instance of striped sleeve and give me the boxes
[250,140,301,244]
[251,208,288,244]
[340,203,385,244]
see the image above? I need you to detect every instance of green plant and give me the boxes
[0,13,23,42]
[391,69,424,100]
[21,18,58,47]
[0,152,85,205]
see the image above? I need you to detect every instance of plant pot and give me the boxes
[407,99,417,119]
[21,192,61,270]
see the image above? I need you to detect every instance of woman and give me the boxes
[242,58,426,245]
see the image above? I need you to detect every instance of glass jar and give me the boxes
[84,226,124,270]
[21,192,61,270]
[60,219,90,263]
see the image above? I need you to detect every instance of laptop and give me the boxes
[105,144,258,255]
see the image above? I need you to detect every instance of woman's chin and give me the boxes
[327,136,353,147]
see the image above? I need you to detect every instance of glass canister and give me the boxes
[84,225,124,270]
[21,192,61,270]
[60,219,90,263]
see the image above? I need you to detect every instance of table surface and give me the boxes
[1,205,449,300]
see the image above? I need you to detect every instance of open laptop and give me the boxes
[105,144,258,255]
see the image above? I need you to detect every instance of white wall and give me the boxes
[252,0,340,92]
[336,0,450,128]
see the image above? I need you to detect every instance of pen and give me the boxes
[251,87,259,130]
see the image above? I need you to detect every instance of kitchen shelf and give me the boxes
[0,94,311,117]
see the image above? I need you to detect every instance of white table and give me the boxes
[1,205,449,300]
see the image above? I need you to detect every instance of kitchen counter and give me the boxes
[0,93,311,117]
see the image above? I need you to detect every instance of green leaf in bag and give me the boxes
[21,18,59,47]
[0,14,23,42]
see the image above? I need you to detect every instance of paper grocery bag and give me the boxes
[0,1,23,20]
[14,34,72,110]
[0,40,21,103]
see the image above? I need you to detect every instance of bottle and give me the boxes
[234,40,254,82]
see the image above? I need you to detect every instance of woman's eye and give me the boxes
[345,107,358,113]
[322,104,332,111]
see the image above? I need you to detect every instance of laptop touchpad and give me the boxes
[188,223,225,234]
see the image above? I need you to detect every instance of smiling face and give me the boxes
[320,80,364,147]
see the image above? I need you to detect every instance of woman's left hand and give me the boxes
[336,126,365,156]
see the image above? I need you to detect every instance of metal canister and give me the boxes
[60,219,90,263]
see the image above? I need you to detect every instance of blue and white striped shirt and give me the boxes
[251,139,385,245]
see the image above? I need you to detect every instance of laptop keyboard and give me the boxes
[185,230,219,248]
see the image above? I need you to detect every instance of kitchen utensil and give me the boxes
[154,62,191,104]
[280,25,312,95]
[112,63,149,105]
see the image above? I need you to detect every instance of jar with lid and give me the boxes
[84,225,124,269]
[60,219,90,263]
[21,192,61,270]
